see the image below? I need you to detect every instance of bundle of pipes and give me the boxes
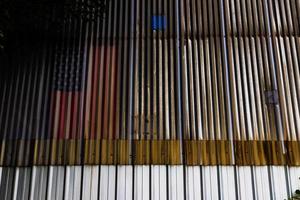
[0,0,299,166]
[0,166,300,200]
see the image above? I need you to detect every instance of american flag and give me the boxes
[51,44,83,141]
[50,43,118,142]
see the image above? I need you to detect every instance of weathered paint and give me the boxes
[0,0,299,166]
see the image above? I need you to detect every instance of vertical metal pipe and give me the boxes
[263,0,284,141]
[175,0,182,142]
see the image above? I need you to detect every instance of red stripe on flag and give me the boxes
[58,92,67,139]
[90,46,100,139]
[70,92,80,139]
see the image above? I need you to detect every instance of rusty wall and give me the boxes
[0,0,299,166]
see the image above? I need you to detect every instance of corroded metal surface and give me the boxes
[0,0,299,166]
